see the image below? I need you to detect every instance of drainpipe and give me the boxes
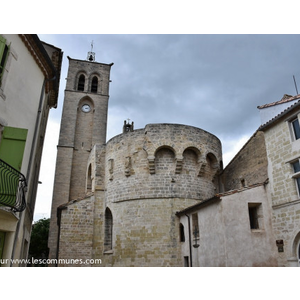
[185,214,192,267]
[55,206,62,267]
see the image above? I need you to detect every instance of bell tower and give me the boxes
[48,48,113,260]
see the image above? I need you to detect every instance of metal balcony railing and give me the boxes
[0,158,27,212]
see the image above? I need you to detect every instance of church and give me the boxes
[48,51,300,267]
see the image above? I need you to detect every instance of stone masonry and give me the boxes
[56,123,223,266]
[48,57,113,261]
[261,108,300,266]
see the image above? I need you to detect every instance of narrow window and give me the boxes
[179,223,185,242]
[87,164,92,192]
[248,203,262,230]
[248,206,259,229]
[292,160,300,195]
[91,76,98,93]
[291,118,300,140]
[104,207,113,251]
[77,74,85,91]
[184,256,189,267]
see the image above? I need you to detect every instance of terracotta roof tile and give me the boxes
[259,98,300,130]
[257,94,300,109]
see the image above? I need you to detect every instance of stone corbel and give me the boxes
[108,159,114,180]
[175,156,183,174]
[148,156,155,174]
[198,160,206,177]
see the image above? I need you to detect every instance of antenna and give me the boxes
[87,40,95,62]
[293,75,299,95]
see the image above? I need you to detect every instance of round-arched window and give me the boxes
[91,76,98,93]
[77,74,85,91]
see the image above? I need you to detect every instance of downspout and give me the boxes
[185,214,192,267]
[10,76,56,266]
[55,206,62,267]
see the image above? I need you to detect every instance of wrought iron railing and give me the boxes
[0,158,27,212]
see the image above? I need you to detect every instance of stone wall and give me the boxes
[58,196,96,267]
[101,198,197,267]
[272,202,300,266]
[262,108,300,266]
[221,130,268,191]
[48,58,112,260]
[97,123,222,266]
[105,124,222,203]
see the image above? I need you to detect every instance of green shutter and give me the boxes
[0,36,6,63]
[0,127,27,208]
[0,126,28,171]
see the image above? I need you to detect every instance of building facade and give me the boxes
[0,34,62,266]
[259,95,300,267]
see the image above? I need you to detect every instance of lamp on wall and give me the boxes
[193,226,200,248]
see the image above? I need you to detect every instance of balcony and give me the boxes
[0,158,27,212]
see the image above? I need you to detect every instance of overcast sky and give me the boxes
[33,34,300,221]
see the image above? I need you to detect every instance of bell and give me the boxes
[89,55,94,61]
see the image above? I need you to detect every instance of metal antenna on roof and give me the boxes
[293,75,299,95]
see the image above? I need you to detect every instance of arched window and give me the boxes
[180,223,185,242]
[91,76,98,93]
[104,207,113,251]
[77,74,85,91]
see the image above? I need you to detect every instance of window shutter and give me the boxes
[0,36,6,62]
[0,126,28,171]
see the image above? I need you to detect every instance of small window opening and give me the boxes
[249,207,258,229]
[91,76,98,93]
[180,223,185,242]
[184,256,189,267]
[241,178,246,187]
[77,74,85,91]
[248,203,262,230]
[87,164,92,192]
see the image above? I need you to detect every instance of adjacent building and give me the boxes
[0,34,62,266]
[258,94,300,266]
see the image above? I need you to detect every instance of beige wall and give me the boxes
[179,185,278,267]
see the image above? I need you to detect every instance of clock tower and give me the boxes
[48,52,113,260]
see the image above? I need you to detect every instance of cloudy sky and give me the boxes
[33,34,300,221]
